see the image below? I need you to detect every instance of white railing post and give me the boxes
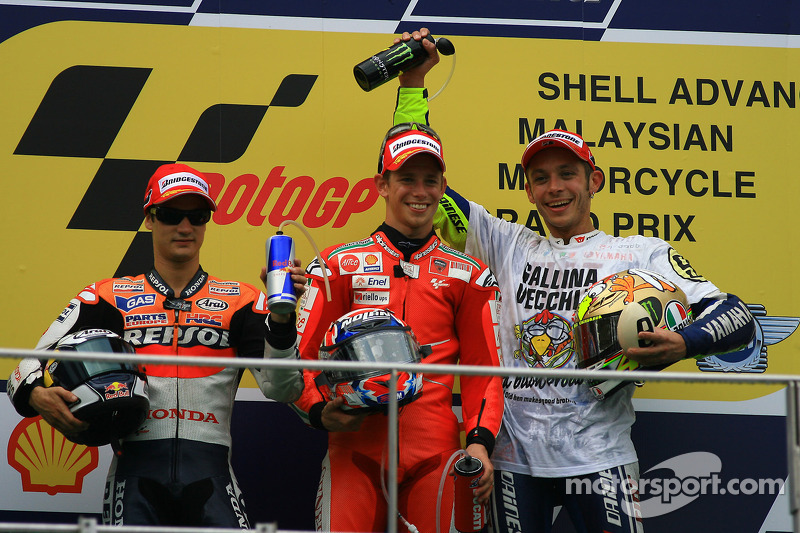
[387,369,399,533]
[786,382,800,533]
[77,517,97,533]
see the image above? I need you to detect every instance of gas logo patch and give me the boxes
[115,294,157,311]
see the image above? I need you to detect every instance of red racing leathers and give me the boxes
[294,226,503,533]
[7,267,303,528]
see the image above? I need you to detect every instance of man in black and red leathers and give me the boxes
[293,121,504,533]
[7,163,305,529]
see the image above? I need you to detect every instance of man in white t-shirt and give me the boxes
[390,28,756,533]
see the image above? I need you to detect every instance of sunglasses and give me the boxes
[150,206,212,226]
[377,122,441,174]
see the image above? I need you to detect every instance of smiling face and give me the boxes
[144,194,207,267]
[524,147,604,241]
[374,153,446,239]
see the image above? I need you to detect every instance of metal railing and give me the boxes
[0,346,798,533]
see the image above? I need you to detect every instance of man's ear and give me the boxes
[144,213,154,230]
[589,168,604,195]
[524,179,535,205]
[374,173,390,198]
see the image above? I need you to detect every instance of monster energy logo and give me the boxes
[640,300,658,321]
[371,43,415,82]
[386,43,414,64]
[370,43,415,82]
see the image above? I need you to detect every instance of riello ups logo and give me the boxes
[14,65,378,277]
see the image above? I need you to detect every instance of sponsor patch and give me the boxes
[447,260,472,282]
[209,281,240,296]
[123,326,231,350]
[363,253,382,273]
[430,258,448,274]
[56,302,77,323]
[340,254,360,273]
[338,252,383,274]
[352,275,390,289]
[668,247,706,282]
[430,278,450,290]
[353,290,390,305]
[195,297,229,311]
[114,294,157,312]
[125,313,168,327]
[185,313,223,326]
[296,307,311,334]
[298,283,318,313]
[400,260,419,279]
[113,280,144,292]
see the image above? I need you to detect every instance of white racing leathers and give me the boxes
[456,200,754,477]
[7,268,303,528]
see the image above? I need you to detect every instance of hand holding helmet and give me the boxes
[573,269,693,400]
[41,329,149,447]
[28,385,89,438]
[315,308,428,414]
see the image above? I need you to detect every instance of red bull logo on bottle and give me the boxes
[265,233,297,313]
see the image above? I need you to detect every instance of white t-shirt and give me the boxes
[465,204,719,477]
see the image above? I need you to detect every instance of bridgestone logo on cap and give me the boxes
[389,133,441,157]
[535,130,584,148]
[158,172,209,194]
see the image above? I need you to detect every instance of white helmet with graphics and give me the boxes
[572,269,693,400]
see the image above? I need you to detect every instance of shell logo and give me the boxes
[7,417,99,495]
[364,254,379,266]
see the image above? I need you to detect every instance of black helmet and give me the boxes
[46,329,149,446]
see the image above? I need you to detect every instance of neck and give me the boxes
[153,257,200,295]
[376,223,435,261]
[548,219,597,242]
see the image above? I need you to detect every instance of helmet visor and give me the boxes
[52,336,139,388]
[573,312,623,370]
[56,335,136,354]
[322,329,421,385]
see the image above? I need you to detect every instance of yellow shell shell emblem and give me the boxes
[7,417,99,495]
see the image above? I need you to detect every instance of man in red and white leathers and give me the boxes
[293,121,503,533]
